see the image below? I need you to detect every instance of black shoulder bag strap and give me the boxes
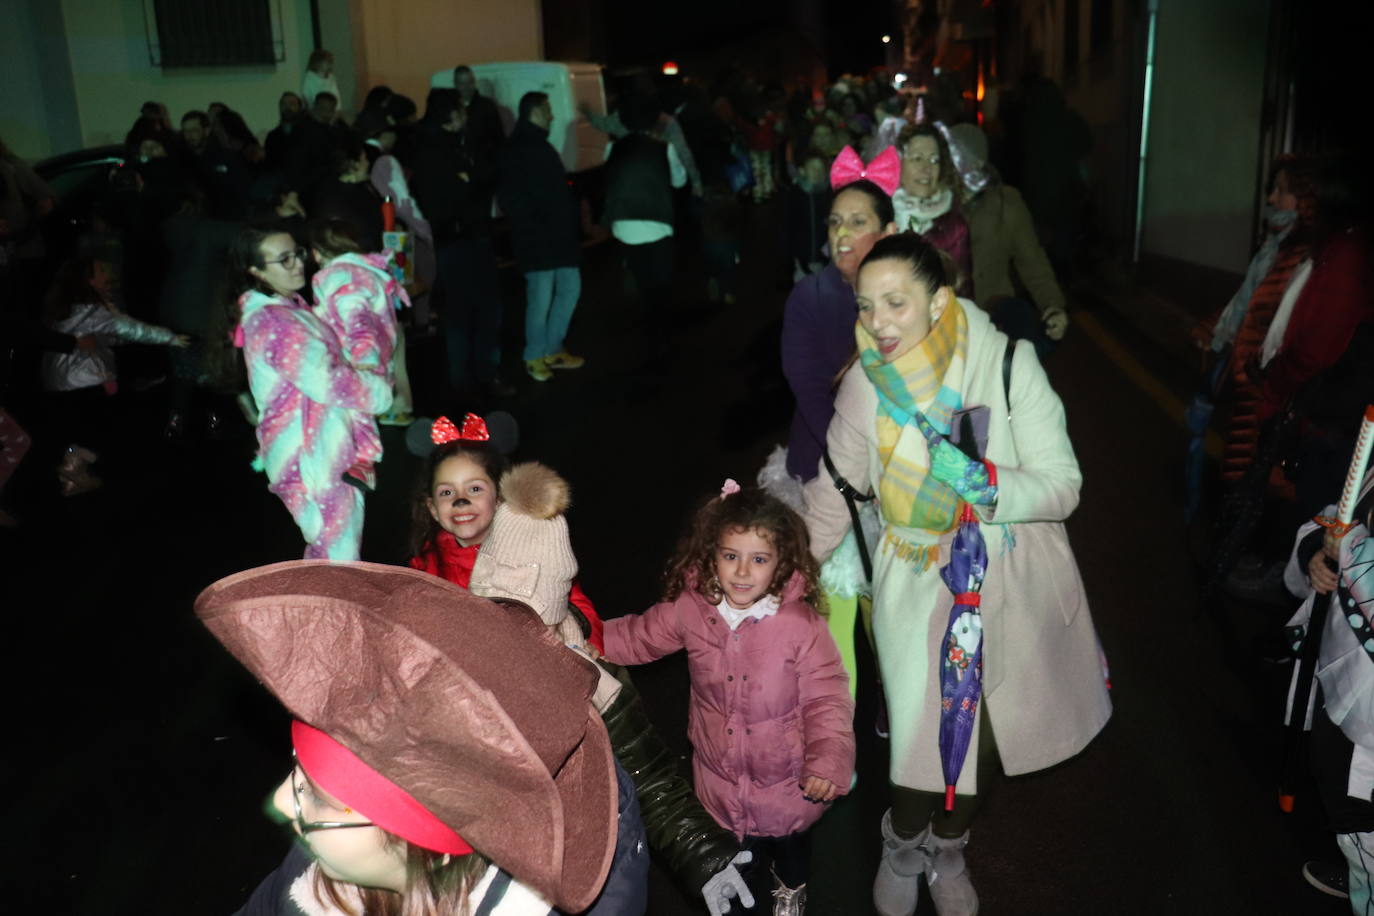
[1003,337,1016,421]
[822,447,875,584]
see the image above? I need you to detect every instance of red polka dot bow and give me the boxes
[431,413,490,445]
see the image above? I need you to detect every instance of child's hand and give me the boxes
[1323,528,1343,561]
[800,775,839,803]
[1309,549,1339,595]
[170,333,193,348]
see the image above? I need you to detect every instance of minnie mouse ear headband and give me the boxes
[830,145,900,197]
[195,560,617,913]
[405,411,520,457]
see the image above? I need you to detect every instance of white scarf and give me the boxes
[892,187,953,235]
[716,593,781,631]
[1259,259,1313,368]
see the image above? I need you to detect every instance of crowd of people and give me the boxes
[3,47,1372,916]
[1185,150,1374,908]
[0,57,1115,916]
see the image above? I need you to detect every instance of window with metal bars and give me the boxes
[143,0,285,67]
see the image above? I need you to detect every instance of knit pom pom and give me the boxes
[499,462,571,519]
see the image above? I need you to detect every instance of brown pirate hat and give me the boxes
[194,559,616,912]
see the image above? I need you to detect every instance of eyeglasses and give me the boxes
[902,153,941,166]
[265,247,308,269]
[290,751,375,835]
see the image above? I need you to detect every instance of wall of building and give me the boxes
[57,0,324,151]
[1139,0,1271,273]
[0,1,83,160]
[348,0,544,112]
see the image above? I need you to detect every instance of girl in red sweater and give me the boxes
[406,413,604,652]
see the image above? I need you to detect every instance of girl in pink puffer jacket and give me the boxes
[603,482,855,913]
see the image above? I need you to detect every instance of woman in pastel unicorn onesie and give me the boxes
[231,223,393,560]
[309,218,407,491]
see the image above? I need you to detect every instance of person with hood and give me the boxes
[945,123,1068,359]
[309,218,407,492]
[194,559,624,915]
[229,223,393,560]
[498,92,586,382]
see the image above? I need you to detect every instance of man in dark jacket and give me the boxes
[498,92,585,382]
[453,65,505,166]
[263,92,305,175]
[410,88,510,400]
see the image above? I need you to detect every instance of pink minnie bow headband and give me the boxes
[829,145,900,197]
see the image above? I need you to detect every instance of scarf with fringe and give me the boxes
[858,296,968,532]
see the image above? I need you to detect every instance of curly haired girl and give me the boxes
[602,480,855,913]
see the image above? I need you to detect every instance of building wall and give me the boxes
[1139,0,1271,273]
[57,0,324,150]
[348,0,545,111]
[0,0,83,160]
[3,0,544,161]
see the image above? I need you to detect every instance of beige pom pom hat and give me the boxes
[469,462,579,628]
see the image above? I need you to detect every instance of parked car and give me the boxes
[32,144,130,259]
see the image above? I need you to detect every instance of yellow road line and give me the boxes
[1074,310,1223,458]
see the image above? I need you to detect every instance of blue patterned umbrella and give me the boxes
[937,502,987,810]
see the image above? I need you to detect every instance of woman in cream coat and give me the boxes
[802,233,1110,916]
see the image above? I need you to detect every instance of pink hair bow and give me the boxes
[829,145,900,196]
[720,479,741,500]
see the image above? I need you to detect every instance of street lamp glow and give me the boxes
[881,34,891,44]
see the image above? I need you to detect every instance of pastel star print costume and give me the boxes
[311,251,407,489]
[1285,467,1374,910]
[237,290,393,559]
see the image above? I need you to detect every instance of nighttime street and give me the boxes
[0,197,1354,912]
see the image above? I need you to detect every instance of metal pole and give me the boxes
[1131,0,1159,265]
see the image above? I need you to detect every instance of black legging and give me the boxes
[890,707,1003,839]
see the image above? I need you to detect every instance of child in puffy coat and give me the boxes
[42,256,189,494]
[602,481,855,913]
[309,218,405,490]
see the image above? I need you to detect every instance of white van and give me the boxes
[430,62,607,173]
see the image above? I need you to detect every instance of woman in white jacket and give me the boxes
[42,257,188,494]
[802,233,1109,916]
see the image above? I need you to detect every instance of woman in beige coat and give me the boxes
[802,233,1110,916]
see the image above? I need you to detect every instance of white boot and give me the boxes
[873,809,929,916]
[923,830,979,916]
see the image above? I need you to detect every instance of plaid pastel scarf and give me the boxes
[858,297,969,532]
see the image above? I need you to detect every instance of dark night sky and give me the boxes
[548,0,895,78]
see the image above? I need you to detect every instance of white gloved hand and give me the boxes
[701,850,755,915]
[1043,307,1069,340]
